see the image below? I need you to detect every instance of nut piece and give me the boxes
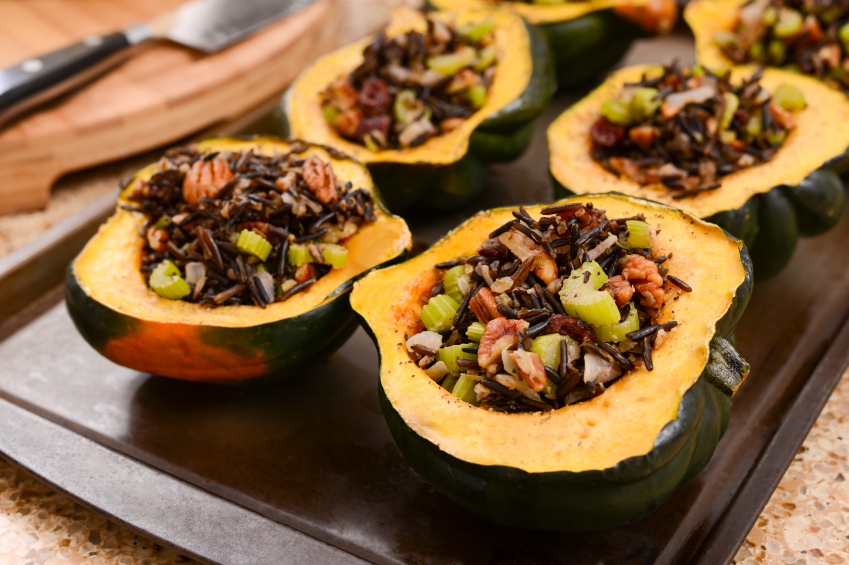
[478,318,525,368]
[182,159,233,206]
[508,349,547,392]
[621,254,664,307]
[302,157,338,204]
[602,275,635,307]
[469,287,502,324]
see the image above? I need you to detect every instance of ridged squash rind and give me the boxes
[352,193,752,530]
[427,0,676,86]
[548,65,849,279]
[280,6,556,211]
[66,136,412,383]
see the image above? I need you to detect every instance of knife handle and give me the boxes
[0,28,150,128]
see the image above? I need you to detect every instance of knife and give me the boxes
[0,0,314,128]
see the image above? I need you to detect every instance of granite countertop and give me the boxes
[1,0,848,563]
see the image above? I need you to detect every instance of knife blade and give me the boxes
[0,0,314,128]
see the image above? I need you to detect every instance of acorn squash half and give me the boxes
[685,0,764,71]
[351,193,752,530]
[426,0,678,86]
[548,65,849,279]
[65,136,412,384]
[280,5,556,212]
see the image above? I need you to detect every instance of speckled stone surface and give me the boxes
[0,461,199,565]
[732,367,849,565]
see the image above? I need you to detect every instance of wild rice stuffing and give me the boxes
[123,144,376,307]
[717,0,849,92]
[321,15,497,150]
[406,203,690,413]
[590,62,806,199]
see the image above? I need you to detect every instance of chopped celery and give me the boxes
[452,375,480,405]
[530,334,576,368]
[458,18,493,42]
[559,261,609,317]
[255,263,268,273]
[623,220,652,249]
[560,261,608,294]
[465,84,487,109]
[153,215,171,230]
[569,291,620,326]
[766,128,787,145]
[542,379,557,397]
[768,39,786,65]
[288,243,314,266]
[748,41,767,63]
[473,44,497,72]
[720,130,737,144]
[442,373,459,393]
[436,344,477,372]
[466,321,485,343]
[236,229,272,261]
[840,23,849,50]
[600,98,632,125]
[745,115,763,137]
[443,265,466,301]
[322,243,348,268]
[363,133,380,152]
[762,6,778,26]
[393,89,419,123]
[426,46,477,76]
[323,105,341,125]
[593,304,639,343]
[420,294,460,331]
[774,8,803,38]
[691,64,706,77]
[149,261,191,300]
[631,87,661,120]
[772,83,806,111]
[719,92,739,130]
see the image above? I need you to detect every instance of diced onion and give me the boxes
[583,353,622,385]
[185,262,206,285]
[406,331,443,353]
[424,361,449,382]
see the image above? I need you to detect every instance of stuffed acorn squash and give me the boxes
[687,0,849,93]
[427,0,678,86]
[280,5,556,212]
[66,136,412,383]
[548,64,849,279]
[351,193,752,530]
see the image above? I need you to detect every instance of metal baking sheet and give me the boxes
[1,32,849,565]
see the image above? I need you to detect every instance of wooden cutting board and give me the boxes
[0,0,339,215]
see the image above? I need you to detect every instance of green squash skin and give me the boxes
[277,21,556,214]
[537,9,641,87]
[374,337,744,531]
[66,264,359,384]
[423,2,637,87]
[361,228,753,531]
[553,161,847,279]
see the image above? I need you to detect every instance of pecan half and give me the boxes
[182,159,233,206]
[508,349,547,392]
[302,157,338,204]
[470,287,502,324]
[602,275,635,307]
[478,318,525,368]
[622,254,664,307]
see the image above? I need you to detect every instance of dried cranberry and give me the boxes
[545,315,598,342]
[478,238,509,258]
[358,78,392,114]
[590,118,626,148]
[356,114,391,144]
